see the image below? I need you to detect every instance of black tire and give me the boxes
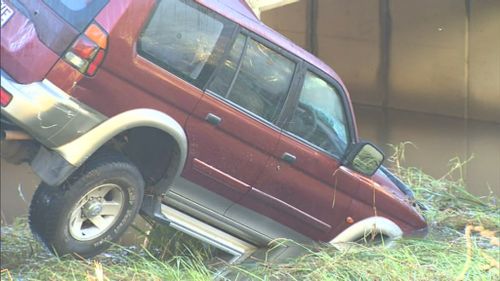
[29,151,144,258]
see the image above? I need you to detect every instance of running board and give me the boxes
[160,204,257,264]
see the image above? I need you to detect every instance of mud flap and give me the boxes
[140,194,171,225]
[31,146,77,186]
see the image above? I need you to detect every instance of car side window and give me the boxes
[137,0,234,87]
[208,34,296,122]
[208,34,247,96]
[285,71,350,157]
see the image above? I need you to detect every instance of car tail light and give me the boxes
[1,88,13,107]
[63,23,108,76]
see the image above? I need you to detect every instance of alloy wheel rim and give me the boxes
[69,183,125,241]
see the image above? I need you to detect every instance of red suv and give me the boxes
[1,0,426,261]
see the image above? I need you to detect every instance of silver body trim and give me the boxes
[329,216,403,250]
[164,191,314,264]
[168,177,233,215]
[0,70,106,147]
[166,177,312,247]
[165,191,271,246]
[161,204,257,263]
[55,108,187,170]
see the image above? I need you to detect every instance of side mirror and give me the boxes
[344,142,385,176]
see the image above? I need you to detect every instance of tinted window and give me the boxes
[138,0,234,86]
[43,0,109,31]
[285,72,350,157]
[208,35,295,122]
[208,34,246,96]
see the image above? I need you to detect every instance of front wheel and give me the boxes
[29,151,144,258]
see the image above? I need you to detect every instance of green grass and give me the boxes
[0,218,214,281]
[222,156,499,281]
[1,148,499,280]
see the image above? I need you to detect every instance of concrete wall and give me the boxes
[261,0,500,123]
[353,104,500,196]
[316,0,383,106]
[388,0,468,118]
[260,0,309,48]
[468,0,500,122]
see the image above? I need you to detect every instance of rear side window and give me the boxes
[208,34,296,122]
[43,0,109,31]
[138,0,235,87]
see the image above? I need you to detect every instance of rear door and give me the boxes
[176,31,299,215]
[1,0,108,83]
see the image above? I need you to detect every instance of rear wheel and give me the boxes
[29,151,144,258]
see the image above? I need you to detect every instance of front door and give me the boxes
[227,69,360,241]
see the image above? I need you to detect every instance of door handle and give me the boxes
[205,113,222,126]
[281,152,296,164]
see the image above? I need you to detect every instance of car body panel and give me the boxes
[0,3,60,84]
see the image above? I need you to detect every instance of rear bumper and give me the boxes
[0,69,106,148]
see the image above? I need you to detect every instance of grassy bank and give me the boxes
[1,158,498,280]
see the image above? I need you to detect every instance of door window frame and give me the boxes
[278,62,357,161]
[202,27,304,131]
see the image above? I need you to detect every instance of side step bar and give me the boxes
[160,204,257,264]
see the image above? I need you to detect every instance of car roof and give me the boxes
[196,0,344,84]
